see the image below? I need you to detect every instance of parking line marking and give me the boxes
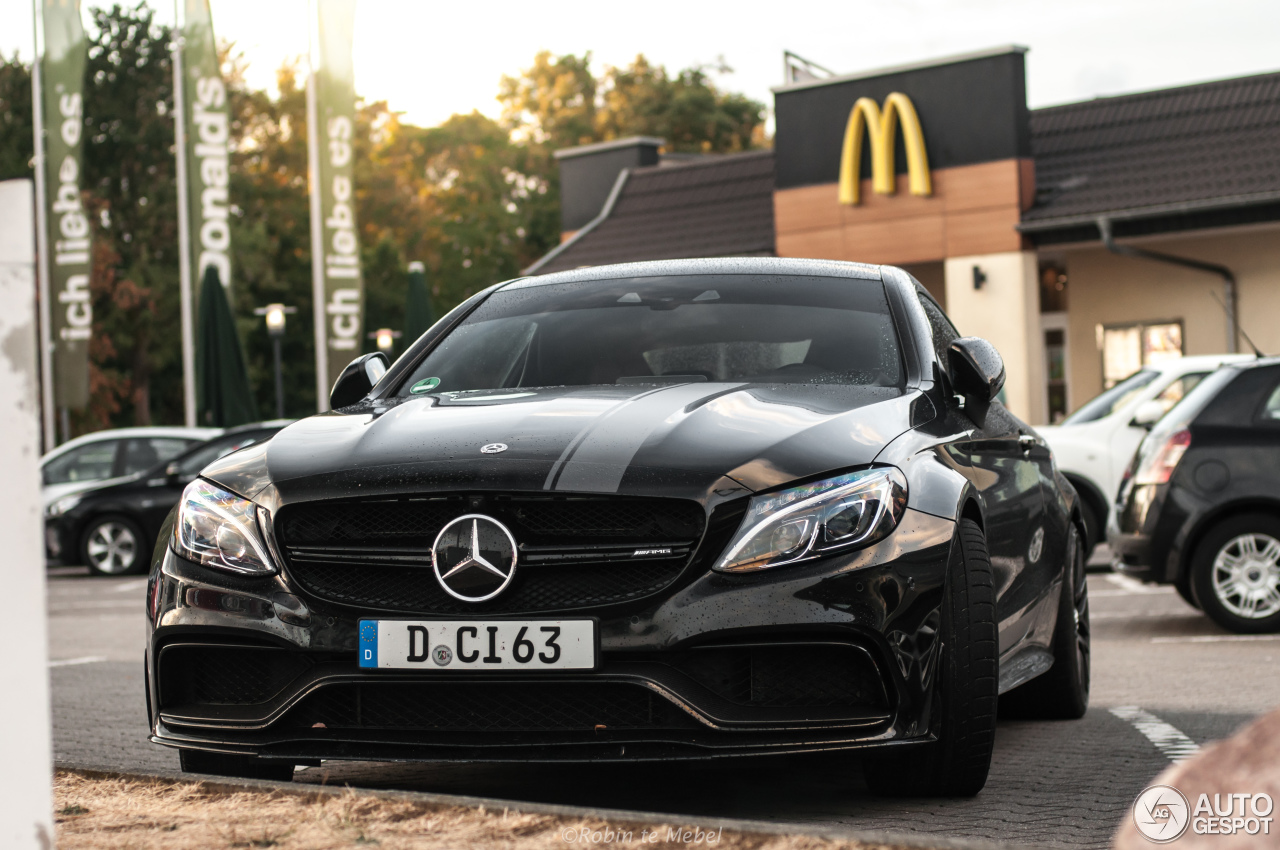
[1110,706,1200,763]
[1151,634,1280,643]
[114,580,148,592]
[49,656,108,668]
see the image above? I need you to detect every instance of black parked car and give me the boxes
[47,423,287,576]
[146,258,1089,795]
[1111,358,1280,633]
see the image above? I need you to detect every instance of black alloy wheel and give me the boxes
[863,517,998,796]
[1000,524,1090,719]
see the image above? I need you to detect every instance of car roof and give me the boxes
[1217,355,1280,374]
[41,426,223,464]
[500,257,886,290]
[1153,354,1256,372]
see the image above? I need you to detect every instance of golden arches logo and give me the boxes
[837,92,932,205]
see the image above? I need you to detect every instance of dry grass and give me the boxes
[55,770,916,850]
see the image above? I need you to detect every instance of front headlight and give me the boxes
[173,479,276,575]
[713,467,908,573]
[46,494,82,518]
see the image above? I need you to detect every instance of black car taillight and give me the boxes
[1133,428,1191,486]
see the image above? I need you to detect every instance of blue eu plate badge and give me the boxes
[358,620,378,668]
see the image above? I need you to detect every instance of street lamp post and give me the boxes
[253,303,297,419]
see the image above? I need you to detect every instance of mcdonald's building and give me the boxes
[528,46,1280,426]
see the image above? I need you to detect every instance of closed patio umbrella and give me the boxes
[195,265,259,427]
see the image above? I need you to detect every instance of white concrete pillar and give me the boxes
[0,178,54,847]
[944,250,1044,425]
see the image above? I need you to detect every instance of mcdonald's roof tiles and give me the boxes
[529,150,776,275]
[1024,70,1280,227]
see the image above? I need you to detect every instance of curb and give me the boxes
[60,764,1046,850]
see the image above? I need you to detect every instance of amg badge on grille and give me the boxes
[432,515,518,602]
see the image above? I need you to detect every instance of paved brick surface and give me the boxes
[47,570,1280,849]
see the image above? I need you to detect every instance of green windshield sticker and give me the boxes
[410,377,441,394]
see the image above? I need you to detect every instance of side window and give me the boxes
[1154,373,1208,416]
[1259,383,1280,422]
[121,438,194,476]
[917,291,960,372]
[42,440,121,485]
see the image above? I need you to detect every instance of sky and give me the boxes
[8,0,1280,128]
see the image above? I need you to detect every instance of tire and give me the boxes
[1174,571,1201,610]
[999,524,1090,719]
[1075,491,1101,562]
[179,749,295,782]
[863,518,997,796]
[80,515,148,576]
[1190,513,1280,634]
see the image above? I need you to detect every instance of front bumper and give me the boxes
[147,508,955,763]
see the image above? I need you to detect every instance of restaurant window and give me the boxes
[1100,321,1183,389]
[1039,262,1068,313]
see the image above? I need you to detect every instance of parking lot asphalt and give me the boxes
[47,557,1280,850]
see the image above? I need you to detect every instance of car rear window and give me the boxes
[397,275,903,395]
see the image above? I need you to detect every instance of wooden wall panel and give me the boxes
[939,161,1022,213]
[843,216,946,265]
[774,157,1031,265]
[776,228,846,261]
[773,184,843,233]
[944,205,1023,256]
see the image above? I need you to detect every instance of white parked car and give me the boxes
[1039,354,1253,554]
[41,426,221,511]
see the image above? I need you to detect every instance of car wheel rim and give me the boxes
[1072,532,1090,690]
[1212,533,1280,620]
[86,522,137,574]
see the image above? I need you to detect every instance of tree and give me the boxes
[79,3,180,429]
[498,51,597,149]
[0,55,33,180]
[597,56,765,152]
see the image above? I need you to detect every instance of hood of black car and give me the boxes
[204,383,922,504]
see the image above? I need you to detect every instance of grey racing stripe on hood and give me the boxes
[548,382,744,493]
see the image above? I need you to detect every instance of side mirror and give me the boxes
[948,337,1006,403]
[330,352,389,409]
[1130,399,1168,429]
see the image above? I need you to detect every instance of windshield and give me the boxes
[397,274,903,395]
[1062,369,1158,425]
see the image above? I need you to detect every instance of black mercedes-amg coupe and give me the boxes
[146,258,1089,796]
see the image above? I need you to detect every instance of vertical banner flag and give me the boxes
[174,0,230,425]
[37,0,91,410]
[308,0,363,406]
[181,0,231,295]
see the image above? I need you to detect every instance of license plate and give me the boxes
[358,619,595,670]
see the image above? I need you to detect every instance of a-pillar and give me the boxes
[944,250,1044,425]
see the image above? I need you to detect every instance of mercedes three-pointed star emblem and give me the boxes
[431,514,518,602]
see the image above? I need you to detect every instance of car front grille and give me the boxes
[278,494,740,615]
[627,644,889,711]
[158,645,316,707]
[284,681,699,732]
